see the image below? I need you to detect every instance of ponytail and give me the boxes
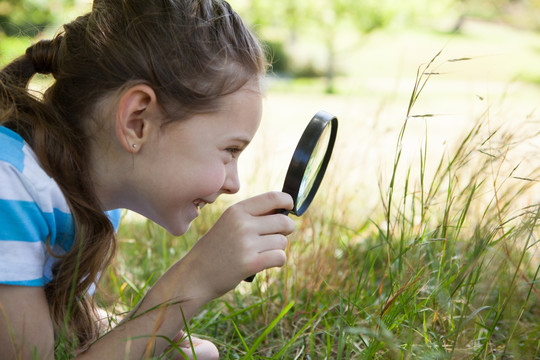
[0,37,61,88]
[27,37,63,76]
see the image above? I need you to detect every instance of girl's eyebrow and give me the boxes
[230,136,251,147]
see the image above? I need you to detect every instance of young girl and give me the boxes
[0,0,295,359]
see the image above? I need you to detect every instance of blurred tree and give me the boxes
[311,0,396,93]
[234,0,540,92]
[0,0,80,37]
[451,0,540,31]
[239,0,396,93]
[0,0,56,36]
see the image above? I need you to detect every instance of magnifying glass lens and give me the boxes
[296,124,332,209]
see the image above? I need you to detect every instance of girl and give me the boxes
[0,0,295,359]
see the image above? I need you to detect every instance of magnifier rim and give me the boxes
[282,110,338,216]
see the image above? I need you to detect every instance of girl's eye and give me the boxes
[226,147,242,157]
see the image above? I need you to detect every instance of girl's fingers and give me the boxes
[255,249,287,270]
[238,191,294,216]
[170,332,219,360]
[250,213,295,236]
[256,234,288,253]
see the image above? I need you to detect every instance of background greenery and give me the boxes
[2,0,540,358]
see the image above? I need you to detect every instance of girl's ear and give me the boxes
[115,84,160,153]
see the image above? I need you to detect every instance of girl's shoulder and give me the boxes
[0,126,121,228]
[0,125,74,287]
[0,125,71,220]
[0,126,121,287]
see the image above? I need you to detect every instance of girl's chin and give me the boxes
[156,207,198,236]
[167,222,191,237]
[170,215,196,236]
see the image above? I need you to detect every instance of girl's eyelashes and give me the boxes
[226,147,242,157]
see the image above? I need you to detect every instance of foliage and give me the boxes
[0,33,30,62]
[454,0,540,30]
[233,0,400,93]
[0,0,60,36]
[3,0,540,93]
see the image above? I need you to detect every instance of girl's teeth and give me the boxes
[195,201,206,210]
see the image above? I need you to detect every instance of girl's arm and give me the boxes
[0,266,206,360]
[79,257,212,359]
[0,192,294,359]
[0,266,207,360]
[0,285,55,360]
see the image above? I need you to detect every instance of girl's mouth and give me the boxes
[193,199,208,210]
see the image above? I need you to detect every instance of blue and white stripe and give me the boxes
[0,126,120,287]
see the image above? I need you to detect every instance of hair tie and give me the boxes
[25,36,63,75]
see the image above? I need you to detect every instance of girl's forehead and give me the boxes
[167,86,262,132]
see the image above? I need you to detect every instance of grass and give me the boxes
[95,49,540,359]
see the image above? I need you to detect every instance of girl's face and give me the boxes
[135,81,262,235]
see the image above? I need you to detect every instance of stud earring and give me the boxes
[132,144,137,148]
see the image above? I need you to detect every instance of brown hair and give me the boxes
[0,0,266,352]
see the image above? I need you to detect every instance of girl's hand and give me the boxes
[182,191,295,299]
[168,331,219,360]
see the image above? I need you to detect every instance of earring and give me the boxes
[132,144,137,148]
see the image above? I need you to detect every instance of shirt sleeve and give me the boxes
[106,209,122,232]
[0,162,49,286]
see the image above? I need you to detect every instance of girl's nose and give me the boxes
[222,163,240,194]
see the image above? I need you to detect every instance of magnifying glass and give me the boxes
[245,110,338,282]
[281,110,338,216]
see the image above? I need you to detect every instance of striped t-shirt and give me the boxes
[0,126,120,287]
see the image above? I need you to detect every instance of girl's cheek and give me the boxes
[203,167,228,194]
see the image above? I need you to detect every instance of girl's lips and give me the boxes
[193,199,208,210]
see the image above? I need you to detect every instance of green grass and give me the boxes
[96,52,540,359]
